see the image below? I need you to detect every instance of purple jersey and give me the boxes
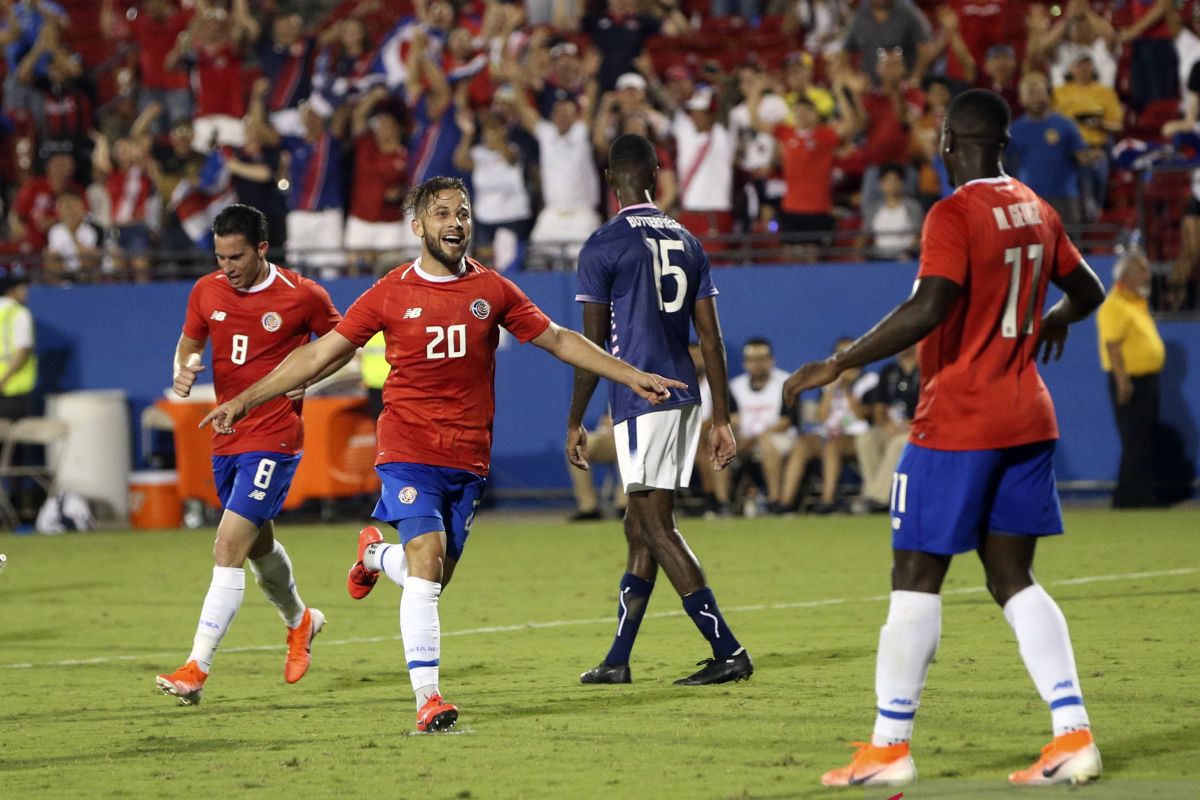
[576,204,717,423]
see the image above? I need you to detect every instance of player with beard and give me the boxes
[200,176,686,733]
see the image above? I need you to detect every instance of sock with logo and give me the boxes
[872,590,942,746]
[1003,583,1090,736]
[603,573,655,667]
[401,576,442,708]
[248,540,305,628]
[187,566,246,673]
[681,587,741,659]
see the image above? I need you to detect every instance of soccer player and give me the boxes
[782,90,1107,787]
[198,177,685,732]
[568,134,752,686]
[156,204,344,705]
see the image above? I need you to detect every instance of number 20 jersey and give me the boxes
[575,204,717,424]
[913,177,1083,451]
[183,263,343,456]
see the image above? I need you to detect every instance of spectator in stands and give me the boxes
[801,337,875,514]
[565,413,626,522]
[225,119,286,252]
[454,107,533,271]
[1118,0,1180,111]
[405,27,467,185]
[1053,52,1122,222]
[141,106,206,255]
[344,86,409,273]
[595,110,678,215]
[786,0,853,57]
[712,0,761,25]
[1097,249,1165,508]
[525,38,592,116]
[8,150,80,254]
[672,85,737,249]
[729,337,794,514]
[1177,1,1200,106]
[858,47,924,214]
[1034,0,1119,89]
[44,190,101,282]
[16,20,92,169]
[912,75,951,207]
[662,63,695,108]
[864,162,923,259]
[1008,72,1090,226]
[92,133,157,282]
[780,50,835,120]
[978,43,1022,117]
[568,0,686,92]
[166,0,256,152]
[0,0,70,127]
[854,344,917,513]
[100,0,192,135]
[444,25,495,110]
[310,15,379,115]
[729,65,788,235]
[841,0,934,83]
[928,3,980,86]
[248,12,317,138]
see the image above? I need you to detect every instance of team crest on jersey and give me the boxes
[470,299,491,320]
[399,486,418,504]
[261,312,282,332]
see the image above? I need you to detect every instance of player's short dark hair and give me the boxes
[405,176,470,217]
[743,337,773,355]
[608,133,658,176]
[946,89,1011,147]
[212,203,269,245]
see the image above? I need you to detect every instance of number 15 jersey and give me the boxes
[913,177,1083,451]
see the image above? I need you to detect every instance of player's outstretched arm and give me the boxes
[173,334,207,398]
[532,321,687,405]
[199,330,358,433]
[565,303,611,471]
[1037,260,1106,363]
[783,276,962,406]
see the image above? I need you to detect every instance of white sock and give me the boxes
[248,540,305,628]
[371,542,407,588]
[1004,583,1090,736]
[872,590,942,746]
[400,576,441,709]
[187,566,245,673]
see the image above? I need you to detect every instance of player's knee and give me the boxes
[986,571,1034,607]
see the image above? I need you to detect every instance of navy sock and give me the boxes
[682,587,742,659]
[603,573,655,667]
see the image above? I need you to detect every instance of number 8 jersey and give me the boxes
[913,177,1084,450]
[183,263,343,456]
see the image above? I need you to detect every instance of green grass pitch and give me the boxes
[1,508,1197,799]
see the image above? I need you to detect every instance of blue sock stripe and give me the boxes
[1050,695,1083,710]
[877,707,917,720]
[407,659,440,669]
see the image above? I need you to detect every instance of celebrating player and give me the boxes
[568,134,751,686]
[199,177,685,733]
[783,90,1107,787]
[157,204,344,705]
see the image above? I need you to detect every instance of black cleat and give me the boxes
[673,649,753,685]
[579,662,631,684]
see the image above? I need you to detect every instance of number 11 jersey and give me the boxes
[913,176,1084,451]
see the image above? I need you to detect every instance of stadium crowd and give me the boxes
[0,0,1198,297]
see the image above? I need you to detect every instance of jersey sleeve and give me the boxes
[497,274,552,344]
[916,199,969,286]
[1050,207,1084,279]
[575,236,612,304]
[302,277,343,336]
[182,280,209,340]
[694,243,718,300]
[335,280,386,347]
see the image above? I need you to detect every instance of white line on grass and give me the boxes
[2,567,1194,671]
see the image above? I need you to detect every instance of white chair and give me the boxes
[0,417,69,528]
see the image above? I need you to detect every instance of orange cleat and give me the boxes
[348,526,384,599]
[416,694,459,733]
[155,660,208,706]
[284,607,325,684]
[1008,729,1102,785]
[820,741,916,787]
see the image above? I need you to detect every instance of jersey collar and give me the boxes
[240,262,278,294]
[411,256,469,283]
[957,176,1012,191]
[618,203,659,214]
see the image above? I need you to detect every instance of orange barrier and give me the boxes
[155,396,380,512]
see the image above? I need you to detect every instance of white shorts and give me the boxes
[192,114,245,152]
[286,209,345,269]
[614,405,702,493]
[530,206,601,259]
[344,216,408,251]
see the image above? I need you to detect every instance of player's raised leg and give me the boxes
[580,514,657,685]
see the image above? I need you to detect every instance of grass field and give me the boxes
[1,508,1198,800]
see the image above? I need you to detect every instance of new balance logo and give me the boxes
[248,490,266,501]
[403,307,423,319]
[1053,680,1075,691]
[210,310,227,321]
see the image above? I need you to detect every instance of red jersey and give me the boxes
[183,264,342,456]
[13,176,85,251]
[349,133,408,223]
[912,177,1082,450]
[776,123,839,214]
[194,44,245,118]
[335,257,552,475]
[106,166,154,225]
[131,9,191,91]
[947,0,1006,81]
[862,87,925,167]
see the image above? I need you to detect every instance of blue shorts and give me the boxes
[373,462,487,561]
[890,441,1064,556]
[212,451,301,527]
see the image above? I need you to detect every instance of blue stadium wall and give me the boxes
[32,257,1200,495]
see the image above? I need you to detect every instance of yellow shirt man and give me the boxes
[1096,286,1165,376]
[1053,82,1122,148]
